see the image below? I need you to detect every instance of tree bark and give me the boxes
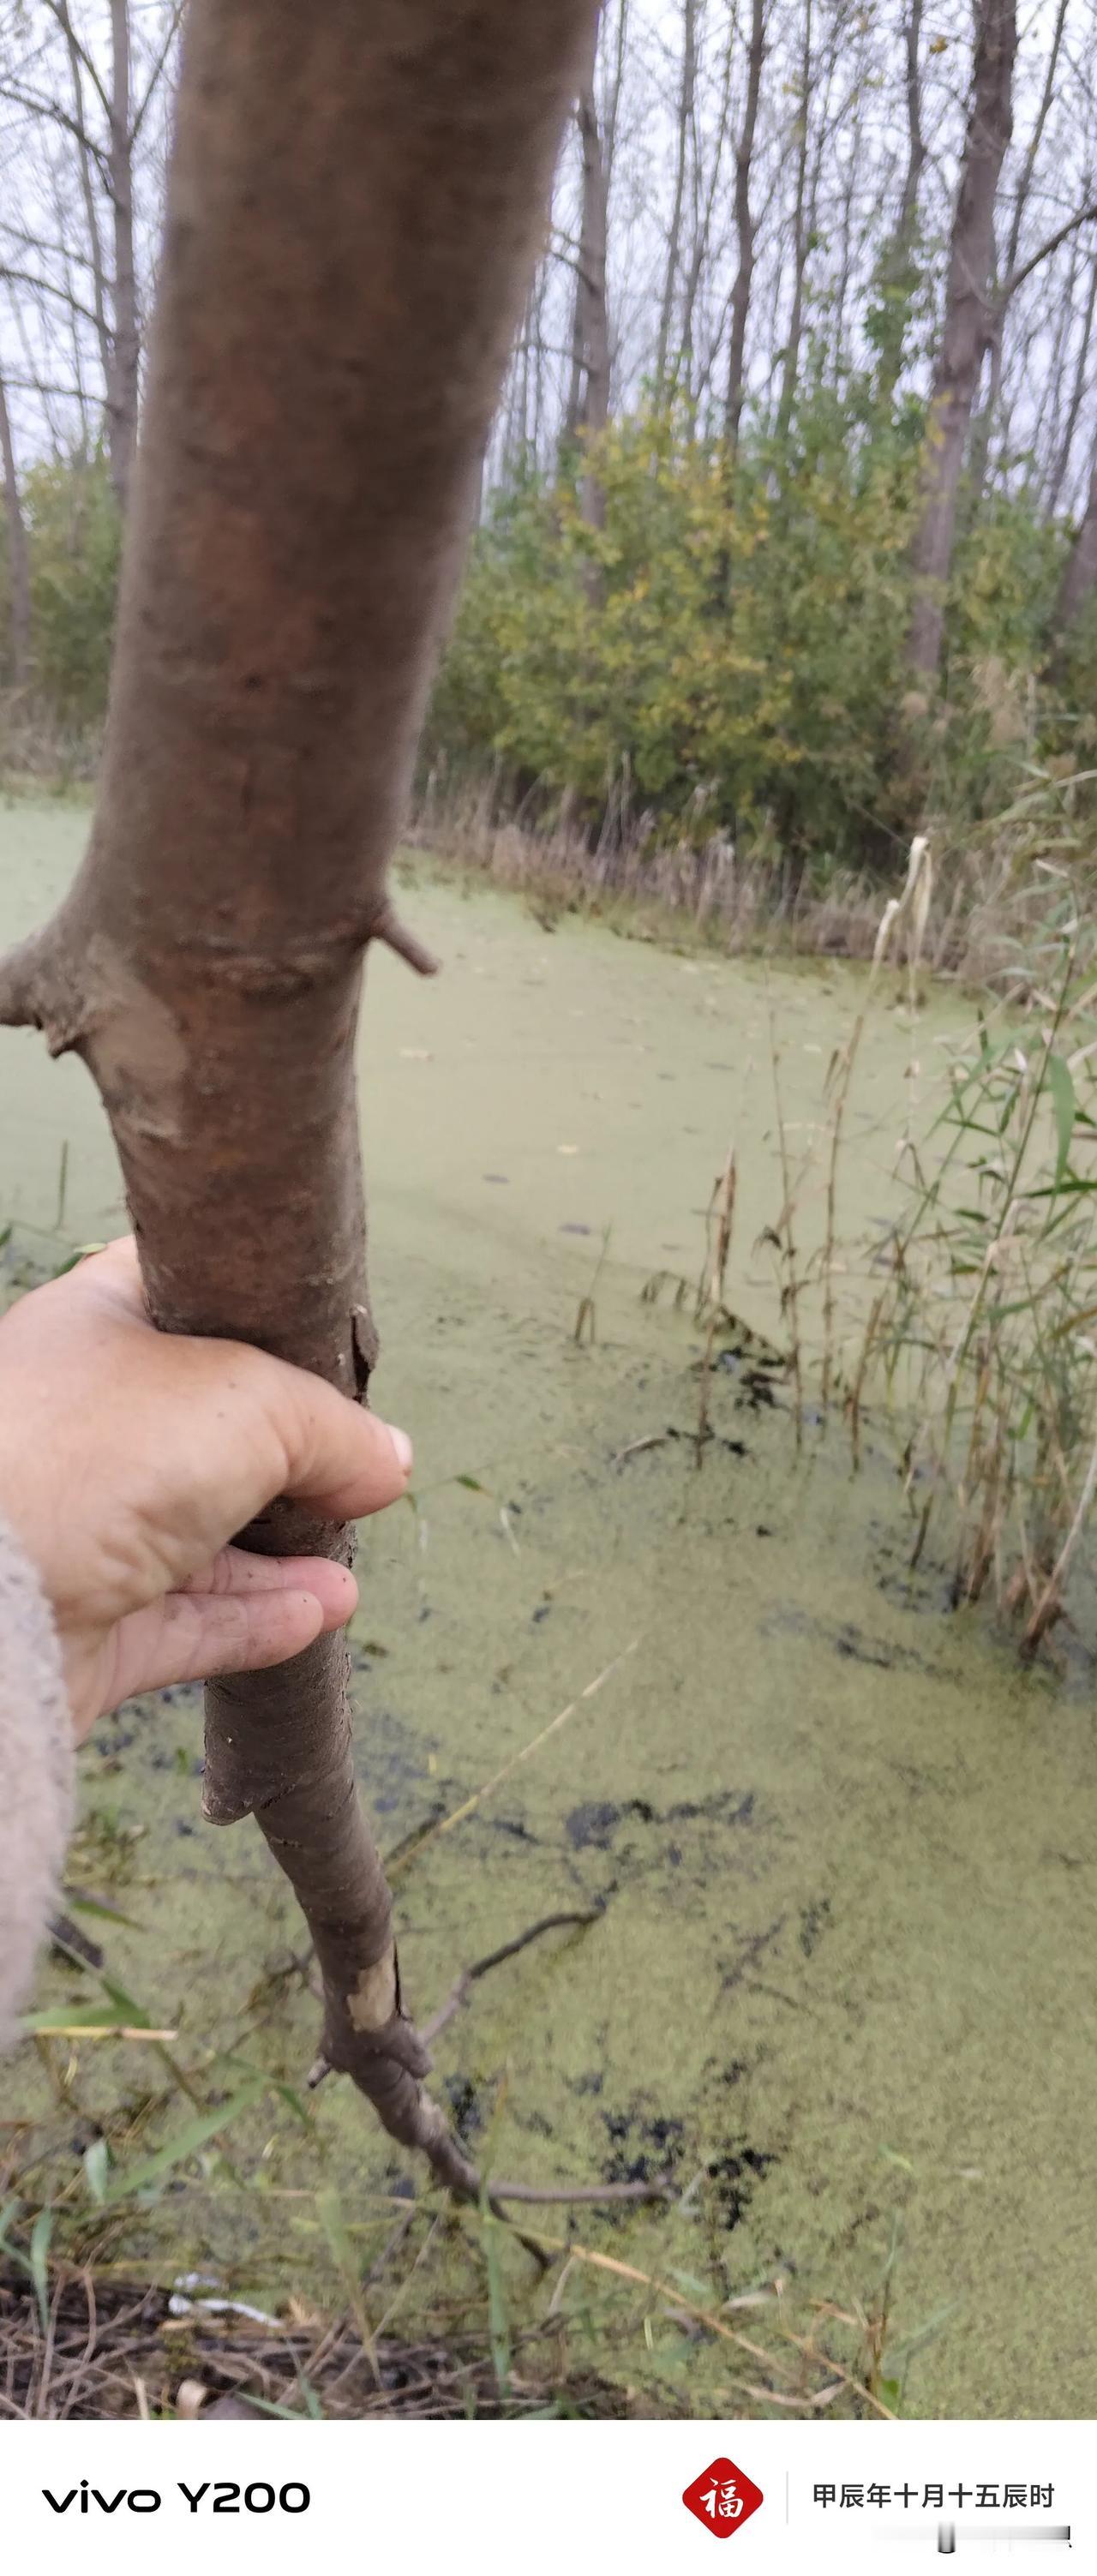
[725,0,766,453]
[905,0,1017,686]
[0,363,32,690]
[0,0,598,2189]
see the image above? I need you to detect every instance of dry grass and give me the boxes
[0,2267,630,2422]
[408,778,888,962]
[0,702,100,791]
[710,818,1097,1651]
[407,761,1097,977]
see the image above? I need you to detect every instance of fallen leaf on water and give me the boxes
[557,1143,579,1155]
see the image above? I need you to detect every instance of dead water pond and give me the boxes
[2,800,1096,2418]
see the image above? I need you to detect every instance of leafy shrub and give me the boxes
[425,392,1087,877]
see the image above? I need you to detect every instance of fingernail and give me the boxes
[387,1424,413,1477]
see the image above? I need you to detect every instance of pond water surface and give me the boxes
[2,800,1095,2418]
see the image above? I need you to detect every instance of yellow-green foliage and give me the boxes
[1,452,120,728]
[0,409,1088,871]
[427,397,1076,869]
[25,454,121,725]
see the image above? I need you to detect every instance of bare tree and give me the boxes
[55,2,121,454]
[775,0,813,445]
[106,0,139,508]
[655,0,696,396]
[1046,249,1097,518]
[968,0,1079,507]
[1047,442,1097,658]
[725,0,766,452]
[873,0,926,411]
[0,355,31,686]
[0,0,601,2193]
[675,12,734,404]
[0,0,180,508]
[602,0,630,181]
[906,0,1017,686]
[563,71,610,526]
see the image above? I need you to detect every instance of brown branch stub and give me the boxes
[489,2177,674,2207]
[370,901,440,979]
[423,1908,602,2043]
[0,929,78,1051]
[0,944,39,1031]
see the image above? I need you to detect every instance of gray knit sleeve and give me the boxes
[0,1516,75,2052]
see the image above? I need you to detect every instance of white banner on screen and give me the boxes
[0,2416,1090,2573]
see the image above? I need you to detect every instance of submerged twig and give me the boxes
[488,2178,672,2206]
[612,1432,668,1466]
[423,1910,602,2043]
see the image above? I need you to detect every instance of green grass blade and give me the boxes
[1046,1053,1076,1189]
[21,2002,142,2034]
[102,2078,266,2202]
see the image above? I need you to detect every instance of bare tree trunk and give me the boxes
[678,16,734,407]
[57,10,119,454]
[0,0,598,2190]
[1046,251,1097,519]
[725,0,765,452]
[905,0,1016,686]
[0,364,32,689]
[655,0,696,398]
[602,0,629,183]
[572,80,610,529]
[561,0,621,468]
[831,74,863,382]
[775,0,813,446]
[874,0,926,411]
[563,249,586,449]
[108,0,140,512]
[1047,447,1097,660]
[896,0,926,259]
[967,0,1070,509]
[1030,233,1082,506]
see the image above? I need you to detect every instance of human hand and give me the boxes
[0,1237,412,1742]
